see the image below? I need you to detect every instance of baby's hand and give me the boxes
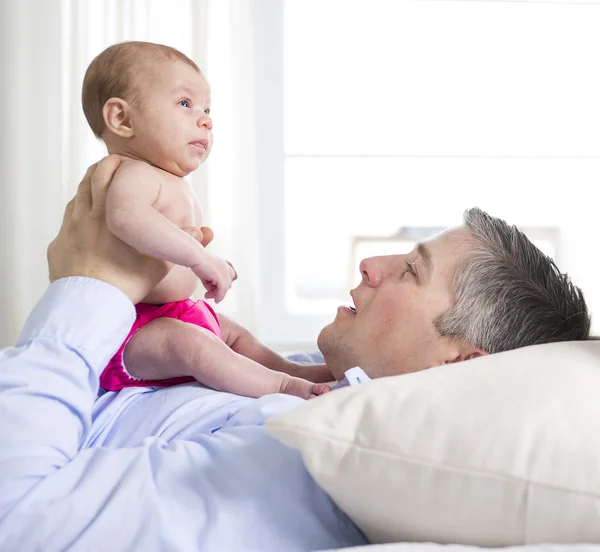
[308,383,332,399]
[280,375,331,400]
[191,256,236,303]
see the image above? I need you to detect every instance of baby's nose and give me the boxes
[198,114,213,130]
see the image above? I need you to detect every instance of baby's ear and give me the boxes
[103,98,134,138]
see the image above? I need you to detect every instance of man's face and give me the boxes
[318,226,477,381]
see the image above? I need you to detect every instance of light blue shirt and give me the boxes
[0,278,367,551]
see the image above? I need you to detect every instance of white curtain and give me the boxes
[0,0,66,347]
[204,0,261,333]
[0,0,261,346]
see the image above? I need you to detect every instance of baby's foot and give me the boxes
[280,375,331,400]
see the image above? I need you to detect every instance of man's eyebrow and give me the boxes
[416,242,433,275]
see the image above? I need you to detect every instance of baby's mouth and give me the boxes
[189,140,208,152]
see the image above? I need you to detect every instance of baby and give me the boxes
[82,41,331,398]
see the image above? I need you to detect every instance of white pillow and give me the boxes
[267,341,600,547]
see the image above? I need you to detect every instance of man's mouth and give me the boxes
[348,292,357,314]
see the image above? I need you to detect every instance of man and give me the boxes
[0,157,590,551]
[320,208,589,380]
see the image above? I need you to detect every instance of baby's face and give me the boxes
[129,59,213,177]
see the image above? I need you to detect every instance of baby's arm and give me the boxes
[124,318,329,399]
[105,162,234,301]
[218,314,334,384]
[105,161,207,268]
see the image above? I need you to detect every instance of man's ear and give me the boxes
[455,347,488,362]
[442,340,489,365]
[103,98,134,138]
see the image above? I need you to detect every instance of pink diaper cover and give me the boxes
[100,299,223,391]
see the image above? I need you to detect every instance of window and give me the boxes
[255,0,600,348]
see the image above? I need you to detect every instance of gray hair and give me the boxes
[435,207,591,353]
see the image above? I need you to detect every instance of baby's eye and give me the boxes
[179,99,191,108]
[204,108,211,115]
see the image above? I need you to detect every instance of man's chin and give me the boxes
[317,327,357,381]
[316,323,334,356]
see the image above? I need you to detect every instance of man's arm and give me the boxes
[0,279,134,521]
[0,157,169,537]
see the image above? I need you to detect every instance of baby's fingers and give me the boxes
[213,286,227,304]
[309,384,332,399]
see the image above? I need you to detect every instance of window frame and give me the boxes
[254,0,338,348]
[252,0,586,348]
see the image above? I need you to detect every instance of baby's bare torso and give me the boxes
[132,160,202,304]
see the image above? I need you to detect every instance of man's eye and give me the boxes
[179,99,191,108]
[405,261,416,276]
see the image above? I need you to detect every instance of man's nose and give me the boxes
[360,255,402,287]
[359,257,382,287]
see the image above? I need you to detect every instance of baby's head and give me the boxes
[82,41,212,177]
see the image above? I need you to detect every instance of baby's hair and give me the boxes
[82,41,200,138]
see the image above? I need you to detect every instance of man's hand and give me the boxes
[48,156,209,304]
[182,226,214,248]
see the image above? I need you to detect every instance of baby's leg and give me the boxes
[124,318,328,399]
